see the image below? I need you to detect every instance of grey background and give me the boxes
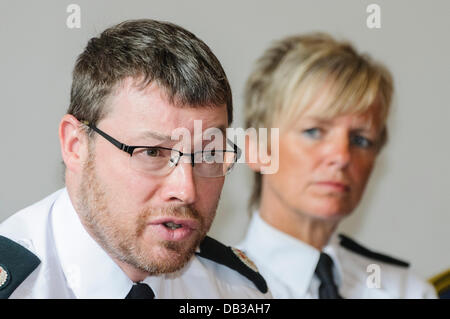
[0,0,448,279]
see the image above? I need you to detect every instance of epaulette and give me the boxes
[338,234,410,267]
[429,268,450,299]
[0,235,41,299]
[195,236,268,294]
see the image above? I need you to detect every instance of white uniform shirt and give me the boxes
[238,213,436,299]
[0,189,271,299]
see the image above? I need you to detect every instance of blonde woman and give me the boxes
[239,33,436,298]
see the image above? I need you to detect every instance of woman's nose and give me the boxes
[324,133,351,170]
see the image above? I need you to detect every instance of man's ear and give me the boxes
[59,114,88,173]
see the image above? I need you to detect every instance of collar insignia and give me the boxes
[0,264,10,290]
[231,247,259,273]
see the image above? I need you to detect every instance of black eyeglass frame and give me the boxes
[80,120,241,169]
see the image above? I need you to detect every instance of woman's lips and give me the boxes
[314,181,350,192]
[147,217,199,241]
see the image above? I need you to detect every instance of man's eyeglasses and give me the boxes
[80,120,241,178]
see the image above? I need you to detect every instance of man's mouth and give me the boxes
[162,221,183,230]
[148,217,200,241]
[151,217,199,229]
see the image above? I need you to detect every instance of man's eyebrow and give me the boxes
[136,130,173,141]
[204,125,228,140]
[136,125,227,141]
[215,125,227,134]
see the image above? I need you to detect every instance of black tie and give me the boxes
[125,282,155,299]
[314,252,342,299]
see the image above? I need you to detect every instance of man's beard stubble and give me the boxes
[76,149,214,276]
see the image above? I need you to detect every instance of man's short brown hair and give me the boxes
[68,19,233,131]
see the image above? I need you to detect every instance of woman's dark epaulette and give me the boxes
[195,236,268,293]
[0,235,41,299]
[338,233,410,267]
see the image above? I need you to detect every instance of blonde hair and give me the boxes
[244,33,394,211]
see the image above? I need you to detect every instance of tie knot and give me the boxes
[315,252,335,284]
[314,252,342,299]
[125,282,155,299]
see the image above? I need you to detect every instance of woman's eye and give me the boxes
[351,135,373,149]
[302,128,322,139]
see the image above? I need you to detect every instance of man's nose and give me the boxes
[161,162,197,205]
[324,133,351,170]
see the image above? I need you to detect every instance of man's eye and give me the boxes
[204,151,216,162]
[302,128,322,139]
[350,135,373,149]
[145,148,161,157]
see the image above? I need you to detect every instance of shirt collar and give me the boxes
[241,212,343,297]
[51,188,133,298]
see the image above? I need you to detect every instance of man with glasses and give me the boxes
[0,19,269,299]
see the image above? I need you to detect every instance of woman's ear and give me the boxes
[245,130,279,175]
[59,114,89,174]
[245,133,263,173]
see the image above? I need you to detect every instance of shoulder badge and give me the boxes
[338,233,410,267]
[429,268,450,299]
[196,236,268,293]
[0,264,10,289]
[0,235,41,299]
